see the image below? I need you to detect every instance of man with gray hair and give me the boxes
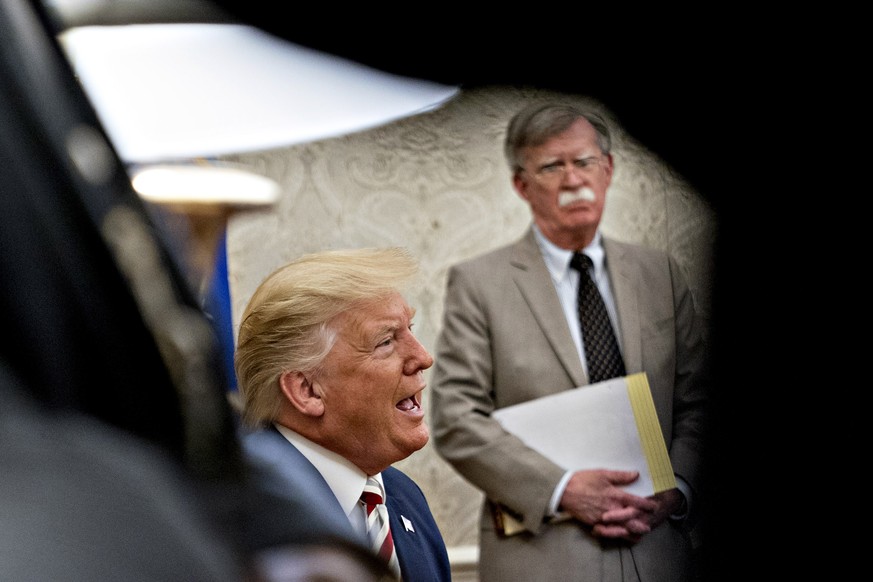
[431,102,710,582]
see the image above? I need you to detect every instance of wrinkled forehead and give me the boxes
[331,292,414,334]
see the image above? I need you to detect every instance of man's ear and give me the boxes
[602,152,615,185]
[279,370,325,417]
[512,171,530,202]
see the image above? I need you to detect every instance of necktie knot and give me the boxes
[570,252,593,273]
[360,478,385,509]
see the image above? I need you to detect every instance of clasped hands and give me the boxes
[558,470,683,543]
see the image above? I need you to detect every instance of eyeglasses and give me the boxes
[523,155,603,182]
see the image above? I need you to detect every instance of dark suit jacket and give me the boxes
[241,426,451,582]
[431,227,710,582]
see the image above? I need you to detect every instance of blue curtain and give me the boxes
[203,231,237,392]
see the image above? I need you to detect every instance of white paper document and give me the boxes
[492,373,675,497]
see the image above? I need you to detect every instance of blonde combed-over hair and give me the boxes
[234,247,419,428]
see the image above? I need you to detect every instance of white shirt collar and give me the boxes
[274,424,383,519]
[532,224,606,281]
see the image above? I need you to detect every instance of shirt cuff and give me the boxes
[548,471,574,517]
[670,476,692,520]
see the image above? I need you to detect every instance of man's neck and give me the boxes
[534,221,598,251]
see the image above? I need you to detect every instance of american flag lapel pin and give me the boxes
[401,515,415,533]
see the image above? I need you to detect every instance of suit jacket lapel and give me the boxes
[603,238,642,373]
[382,467,451,582]
[510,228,586,387]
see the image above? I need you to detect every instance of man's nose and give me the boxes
[561,163,587,186]
[405,336,433,373]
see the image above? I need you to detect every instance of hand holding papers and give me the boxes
[492,373,675,497]
[490,373,674,536]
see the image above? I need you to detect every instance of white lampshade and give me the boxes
[58,23,459,163]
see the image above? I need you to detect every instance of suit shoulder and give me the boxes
[239,426,283,453]
[605,236,666,257]
[451,242,516,272]
[605,237,674,268]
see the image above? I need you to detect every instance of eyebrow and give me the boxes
[364,305,416,342]
[538,152,599,164]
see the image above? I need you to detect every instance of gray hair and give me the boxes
[234,247,419,427]
[504,102,612,173]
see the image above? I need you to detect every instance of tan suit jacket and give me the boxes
[431,227,709,582]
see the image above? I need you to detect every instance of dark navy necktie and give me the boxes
[570,252,626,383]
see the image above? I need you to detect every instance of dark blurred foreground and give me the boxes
[1,1,781,580]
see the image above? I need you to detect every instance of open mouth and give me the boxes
[396,392,422,412]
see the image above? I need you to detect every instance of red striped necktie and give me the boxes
[361,476,401,579]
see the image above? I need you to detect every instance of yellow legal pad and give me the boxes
[626,373,676,493]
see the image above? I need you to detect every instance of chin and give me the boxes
[400,428,430,456]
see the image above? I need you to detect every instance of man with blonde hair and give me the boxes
[235,247,451,582]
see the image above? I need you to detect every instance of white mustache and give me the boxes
[558,187,596,207]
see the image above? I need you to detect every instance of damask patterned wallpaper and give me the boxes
[224,86,716,567]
